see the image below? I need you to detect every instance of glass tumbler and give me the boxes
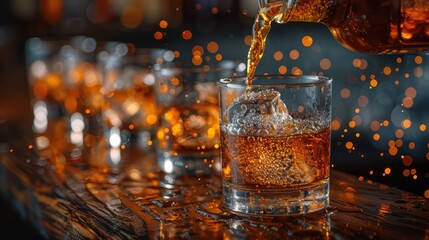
[99,47,175,164]
[218,75,332,215]
[26,37,103,164]
[155,61,238,175]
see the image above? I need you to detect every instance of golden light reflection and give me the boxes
[331,119,341,131]
[129,168,142,181]
[383,66,392,75]
[396,57,403,63]
[414,67,424,77]
[174,51,180,58]
[405,87,417,98]
[301,35,313,47]
[192,45,204,56]
[357,96,369,107]
[389,146,398,156]
[352,58,360,68]
[370,121,380,131]
[278,66,287,74]
[154,31,163,40]
[401,119,411,129]
[340,88,351,98]
[403,169,410,177]
[274,51,283,61]
[244,35,252,46]
[207,42,219,53]
[182,30,192,40]
[402,97,413,108]
[378,203,391,215]
[345,141,353,149]
[395,139,403,147]
[159,20,168,28]
[414,56,423,64]
[373,133,380,141]
[370,79,378,88]
[402,155,413,166]
[192,55,203,65]
[320,58,331,70]
[382,120,389,127]
[384,168,391,175]
[146,114,158,125]
[352,58,368,69]
[352,115,362,125]
[289,50,300,60]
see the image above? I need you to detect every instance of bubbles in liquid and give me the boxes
[222,90,330,187]
[225,89,292,136]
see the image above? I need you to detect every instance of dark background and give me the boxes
[0,0,428,238]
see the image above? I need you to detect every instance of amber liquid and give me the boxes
[328,0,429,53]
[105,84,157,130]
[31,61,104,116]
[247,4,282,81]
[247,0,429,71]
[221,123,330,190]
[157,104,220,157]
[243,3,330,191]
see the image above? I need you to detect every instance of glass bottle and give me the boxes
[259,0,429,53]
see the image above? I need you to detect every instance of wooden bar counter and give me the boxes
[0,124,428,239]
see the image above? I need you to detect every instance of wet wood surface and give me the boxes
[0,131,428,239]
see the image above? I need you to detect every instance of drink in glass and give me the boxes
[155,61,239,175]
[218,75,332,215]
[99,47,174,164]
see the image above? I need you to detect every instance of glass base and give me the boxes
[157,151,220,175]
[223,180,329,216]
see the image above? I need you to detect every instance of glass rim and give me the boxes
[158,60,240,74]
[218,74,332,88]
[107,48,175,65]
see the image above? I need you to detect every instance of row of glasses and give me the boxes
[97,47,175,173]
[155,61,239,175]
[26,36,104,167]
[26,37,173,171]
[26,37,333,216]
[26,37,243,173]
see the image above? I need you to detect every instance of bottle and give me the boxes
[258,0,429,53]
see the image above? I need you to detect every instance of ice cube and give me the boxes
[225,89,292,135]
